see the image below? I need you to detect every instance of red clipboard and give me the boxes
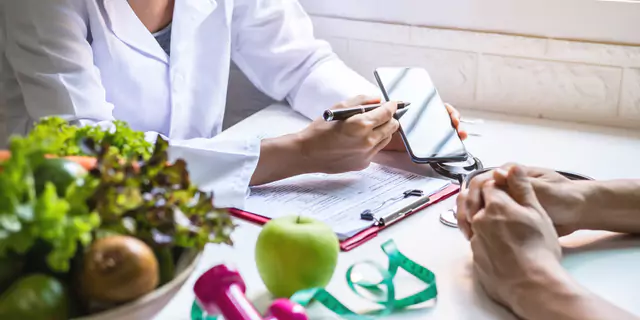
[229,184,460,251]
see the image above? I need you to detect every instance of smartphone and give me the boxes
[374,67,468,163]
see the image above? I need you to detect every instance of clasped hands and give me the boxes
[456,164,590,317]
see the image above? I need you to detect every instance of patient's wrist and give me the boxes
[577,180,640,233]
[511,263,584,320]
[574,181,601,230]
[513,262,636,320]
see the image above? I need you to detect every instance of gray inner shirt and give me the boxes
[153,23,172,56]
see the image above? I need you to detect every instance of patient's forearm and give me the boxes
[514,265,638,320]
[579,180,640,233]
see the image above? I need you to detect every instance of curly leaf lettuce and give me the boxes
[88,138,235,249]
[0,139,101,272]
[26,117,153,159]
[0,123,234,272]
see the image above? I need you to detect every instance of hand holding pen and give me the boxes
[286,96,400,176]
[323,101,411,121]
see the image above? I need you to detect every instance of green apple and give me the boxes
[255,215,340,298]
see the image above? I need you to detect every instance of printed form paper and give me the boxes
[243,163,451,239]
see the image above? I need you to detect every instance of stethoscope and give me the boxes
[428,154,594,228]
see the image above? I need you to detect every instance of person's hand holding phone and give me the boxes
[296,95,400,173]
[383,103,468,152]
[374,67,468,161]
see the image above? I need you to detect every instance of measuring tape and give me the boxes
[191,239,437,319]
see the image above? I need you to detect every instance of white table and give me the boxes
[156,104,640,319]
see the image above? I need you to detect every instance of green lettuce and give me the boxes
[0,138,100,272]
[0,119,234,273]
[87,138,235,249]
[25,117,153,159]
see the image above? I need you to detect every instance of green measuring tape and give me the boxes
[191,239,437,319]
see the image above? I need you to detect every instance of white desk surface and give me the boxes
[156,104,640,319]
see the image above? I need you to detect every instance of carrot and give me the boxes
[0,150,10,163]
[0,150,98,170]
[61,156,98,170]
[56,155,142,171]
[0,151,149,172]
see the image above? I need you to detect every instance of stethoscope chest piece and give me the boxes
[429,154,484,229]
[439,208,458,228]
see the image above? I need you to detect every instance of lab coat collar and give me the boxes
[103,0,169,63]
[102,0,218,64]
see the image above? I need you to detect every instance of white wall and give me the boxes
[223,1,640,129]
[300,0,640,45]
[300,1,640,129]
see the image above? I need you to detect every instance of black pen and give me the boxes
[323,102,411,121]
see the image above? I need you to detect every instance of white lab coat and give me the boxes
[0,0,377,208]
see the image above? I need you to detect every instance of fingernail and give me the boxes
[495,168,508,178]
[510,165,525,178]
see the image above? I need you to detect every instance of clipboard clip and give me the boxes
[360,189,429,226]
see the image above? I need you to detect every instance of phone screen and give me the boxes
[375,67,467,162]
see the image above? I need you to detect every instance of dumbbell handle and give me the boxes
[197,283,263,320]
[193,264,308,320]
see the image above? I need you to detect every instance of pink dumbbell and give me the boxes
[193,264,309,320]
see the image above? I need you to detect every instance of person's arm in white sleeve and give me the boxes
[2,0,264,208]
[3,0,115,125]
[230,0,379,120]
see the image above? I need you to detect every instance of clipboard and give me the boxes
[229,184,459,251]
